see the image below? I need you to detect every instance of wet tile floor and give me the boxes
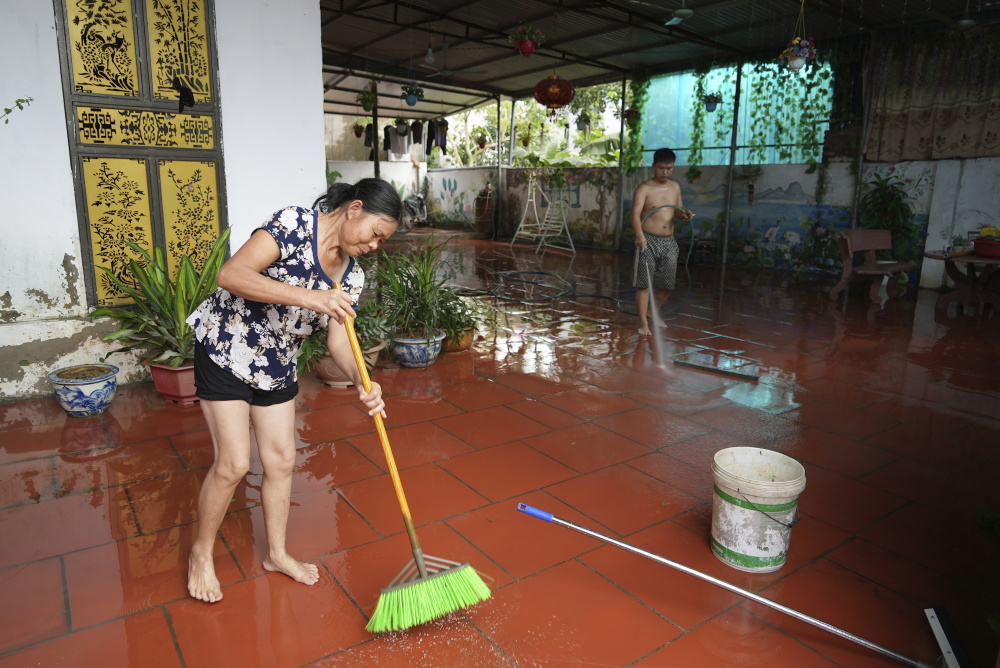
[2,239,999,667]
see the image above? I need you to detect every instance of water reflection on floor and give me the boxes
[1,239,998,667]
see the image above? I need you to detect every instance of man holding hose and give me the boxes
[631,148,694,336]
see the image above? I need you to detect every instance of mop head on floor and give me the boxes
[366,561,491,633]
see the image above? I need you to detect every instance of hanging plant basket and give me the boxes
[352,124,365,138]
[400,83,424,107]
[623,108,641,127]
[702,94,722,112]
[779,1,816,71]
[477,137,487,149]
[508,24,544,57]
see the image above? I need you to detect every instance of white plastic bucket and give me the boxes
[710,447,806,573]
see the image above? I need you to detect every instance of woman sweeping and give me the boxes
[185,178,401,603]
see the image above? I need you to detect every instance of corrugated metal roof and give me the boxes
[319,0,1000,118]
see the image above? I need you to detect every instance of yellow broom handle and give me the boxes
[336,286,422,554]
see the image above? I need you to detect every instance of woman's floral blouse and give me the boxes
[187,206,364,390]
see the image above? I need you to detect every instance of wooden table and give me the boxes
[924,251,1000,314]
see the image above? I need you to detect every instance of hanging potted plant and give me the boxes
[435,118,449,132]
[90,228,232,405]
[356,81,378,112]
[508,23,544,57]
[394,117,409,134]
[702,92,723,112]
[623,107,641,127]
[400,82,424,107]
[575,112,591,131]
[476,133,487,149]
[352,120,365,138]
[47,363,120,417]
[779,36,816,71]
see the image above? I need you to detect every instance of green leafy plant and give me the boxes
[296,294,390,374]
[2,97,33,125]
[508,23,544,46]
[356,81,378,110]
[371,238,453,340]
[91,228,232,367]
[400,82,424,100]
[438,289,482,344]
[859,173,917,261]
[623,71,650,176]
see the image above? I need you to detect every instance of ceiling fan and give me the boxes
[620,0,694,26]
[666,0,694,25]
[418,41,487,78]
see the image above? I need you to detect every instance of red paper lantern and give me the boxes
[533,75,575,116]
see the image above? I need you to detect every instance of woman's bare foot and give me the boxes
[263,553,320,585]
[638,324,653,336]
[188,552,223,603]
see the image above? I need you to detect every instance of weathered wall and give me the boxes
[0,0,325,401]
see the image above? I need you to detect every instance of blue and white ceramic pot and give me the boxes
[47,363,119,418]
[391,330,447,368]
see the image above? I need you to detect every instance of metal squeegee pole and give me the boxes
[520,505,935,668]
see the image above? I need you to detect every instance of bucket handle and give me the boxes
[738,488,801,529]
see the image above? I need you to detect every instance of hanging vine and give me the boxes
[685,64,710,182]
[623,70,650,175]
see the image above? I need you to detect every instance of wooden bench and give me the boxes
[828,230,919,303]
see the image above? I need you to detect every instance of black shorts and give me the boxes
[194,340,298,406]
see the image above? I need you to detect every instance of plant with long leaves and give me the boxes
[371,238,456,341]
[91,228,231,367]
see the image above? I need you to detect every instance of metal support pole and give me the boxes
[372,83,380,179]
[507,99,516,167]
[722,61,743,265]
[851,61,876,229]
[496,95,502,239]
[615,72,628,251]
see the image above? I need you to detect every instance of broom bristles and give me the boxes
[366,563,491,633]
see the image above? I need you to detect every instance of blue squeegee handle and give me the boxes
[516,503,936,668]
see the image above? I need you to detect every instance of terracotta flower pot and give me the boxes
[518,39,536,57]
[148,363,198,405]
[354,127,364,138]
[443,328,475,353]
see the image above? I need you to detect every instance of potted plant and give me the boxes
[508,23,544,57]
[394,117,409,134]
[859,173,917,262]
[352,120,365,138]
[623,107,641,127]
[779,36,816,71]
[47,363,120,417]
[702,92,723,112]
[401,82,424,106]
[356,81,378,112]
[435,119,449,132]
[371,238,454,368]
[440,290,482,353]
[575,112,591,131]
[297,295,391,387]
[476,133,487,149]
[90,228,231,404]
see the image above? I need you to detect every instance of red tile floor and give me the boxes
[2,239,999,667]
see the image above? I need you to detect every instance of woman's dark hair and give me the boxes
[312,178,402,222]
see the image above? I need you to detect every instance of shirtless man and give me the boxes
[630,148,693,336]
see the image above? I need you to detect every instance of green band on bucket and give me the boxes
[714,485,799,513]
[711,537,787,569]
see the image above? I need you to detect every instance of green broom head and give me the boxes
[366,556,491,633]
